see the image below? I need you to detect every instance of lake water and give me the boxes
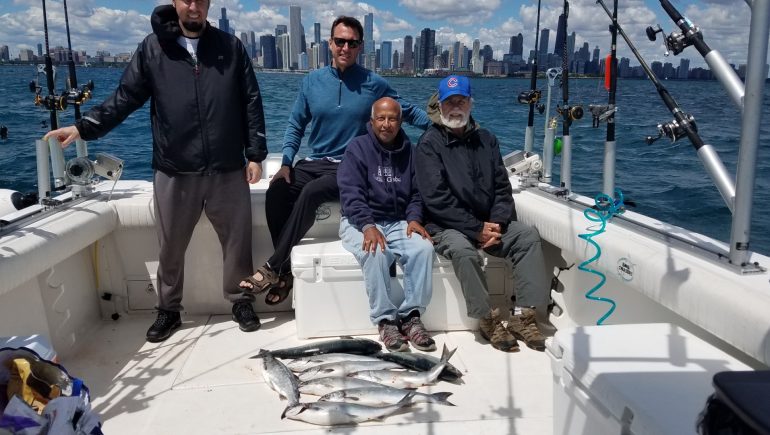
[1,65,768,255]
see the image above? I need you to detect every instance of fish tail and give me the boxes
[429,391,456,406]
[439,344,457,363]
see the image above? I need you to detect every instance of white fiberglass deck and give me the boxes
[63,313,553,435]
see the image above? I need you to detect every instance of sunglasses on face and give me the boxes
[333,38,362,49]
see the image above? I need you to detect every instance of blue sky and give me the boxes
[0,0,756,69]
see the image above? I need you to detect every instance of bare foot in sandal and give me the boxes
[265,274,293,305]
[239,264,279,294]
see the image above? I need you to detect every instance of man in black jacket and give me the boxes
[44,0,267,342]
[415,75,549,352]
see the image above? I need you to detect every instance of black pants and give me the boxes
[265,159,339,274]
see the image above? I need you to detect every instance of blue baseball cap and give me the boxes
[438,75,471,102]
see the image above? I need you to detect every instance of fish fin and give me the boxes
[340,335,355,339]
[249,349,270,359]
[430,391,456,406]
[398,391,417,406]
[280,405,289,419]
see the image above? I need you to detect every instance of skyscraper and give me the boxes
[403,35,414,73]
[554,14,566,56]
[364,13,374,56]
[249,31,257,59]
[219,8,230,35]
[260,35,277,69]
[510,34,523,56]
[380,41,392,70]
[289,5,302,70]
[539,28,550,55]
[419,28,435,71]
[314,23,321,45]
[279,33,291,71]
[275,25,287,37]
[37,43,42,57]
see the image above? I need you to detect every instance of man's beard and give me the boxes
[182,20,205,33]
[440,109,469,129]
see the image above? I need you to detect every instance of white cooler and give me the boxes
[291,240,510,339]
[546,323,752,435]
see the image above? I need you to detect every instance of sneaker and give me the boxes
[378,319,409,352]
[232,301,261,332]
[478,308,519,352]
[507,308,546,351]
[146,309,182,343]
[400,312,436,352]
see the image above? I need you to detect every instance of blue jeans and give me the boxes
[340,218,435,325]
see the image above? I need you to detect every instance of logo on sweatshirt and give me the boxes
[375,166,401,183]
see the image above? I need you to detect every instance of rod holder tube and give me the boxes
[543,124,556,182]
[697,144,736,213]
[75,138,87,158]
[524,126,534,153]
[35,139,51,201]
[730,0,770,266]
[561,134,572,191]
[603,140,616,197]
[704,51,745,110]
[48,137,67,188]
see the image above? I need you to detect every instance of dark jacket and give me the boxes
[338,123,423,230]
[75,5,267,175]
[415,122,515,242]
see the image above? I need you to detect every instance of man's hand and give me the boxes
[406,221,433,244]
[478,222,502,249]
[270,165,291,185]
[43,125,80,148]
[362,226,386,254]
[246,161,262,184]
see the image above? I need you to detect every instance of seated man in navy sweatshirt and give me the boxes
[337,97,436,352]
[239,16,430,305]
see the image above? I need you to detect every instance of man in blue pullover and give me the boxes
[338,97,435,352]
[240,16,431,305]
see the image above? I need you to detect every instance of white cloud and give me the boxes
[399,0,501,24]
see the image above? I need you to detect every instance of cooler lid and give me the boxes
[553,323,752,435]
[290,240,453,268]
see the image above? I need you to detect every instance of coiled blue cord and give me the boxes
[578,189,624,325]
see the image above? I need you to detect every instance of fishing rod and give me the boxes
[556,0,583,192]
[517,0,544,152]
[587,0,619,198]
[646,0,743,109]
[62,0,94,122]
[32,0,67,131]
[595,0,735,213]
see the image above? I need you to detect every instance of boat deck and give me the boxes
[63,312,554,435]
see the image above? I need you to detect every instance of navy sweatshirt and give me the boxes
[338,123,423,230]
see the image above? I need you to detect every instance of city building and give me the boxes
[289,5,302,70]
[219,8,230,35]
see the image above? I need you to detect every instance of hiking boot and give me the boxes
[400,312,436,352]
[378,319,409,352]
[507,308,546,351]
[232,301,261,332]
[146,309,182,343]
[478,308,519,352]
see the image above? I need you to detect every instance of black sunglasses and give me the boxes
[333,38,362,48]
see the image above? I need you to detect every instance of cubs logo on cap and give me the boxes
[438,75,471,102]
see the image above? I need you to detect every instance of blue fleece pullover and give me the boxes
[338,123,423,230]
[281,63,431,166]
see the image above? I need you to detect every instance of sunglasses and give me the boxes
[333,38,362,48]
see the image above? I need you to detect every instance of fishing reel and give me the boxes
[556,105,584,122]
[29,80,68,111]
[646,23,700,56]
[588,104,616,128]
[645,114,697,144]
[66,80,95,106]
[65,153,124,197]
[517,90,545,114]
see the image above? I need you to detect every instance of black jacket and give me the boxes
[76,5,267,175]
[415,123,516,242]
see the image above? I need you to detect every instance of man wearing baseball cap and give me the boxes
[414,75,551,353]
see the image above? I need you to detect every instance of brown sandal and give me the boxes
[265,274,293,305]
[239,265,278,294]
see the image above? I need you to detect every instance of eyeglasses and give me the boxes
[333,38,362,49]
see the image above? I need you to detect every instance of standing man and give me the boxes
[44,1,267,342]
[415,75,550,353]
[338,97,435,352]
[239,16,430,306]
